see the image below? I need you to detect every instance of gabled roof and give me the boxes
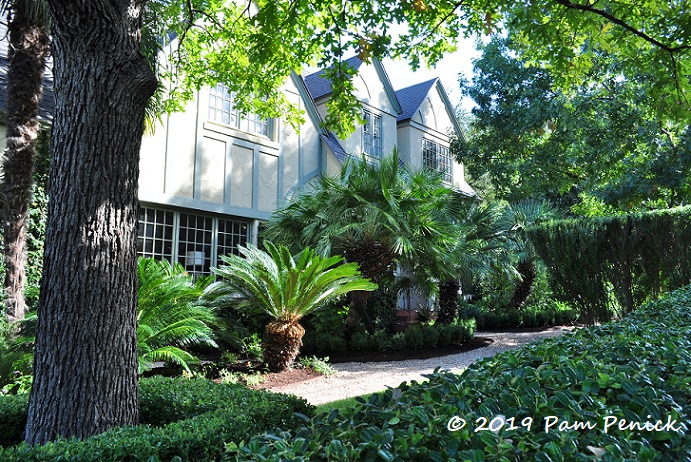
[0,23,55,121]
[395,78,438,123]
[303,56,402,115]
[395,78,465,142]
[304,56,364,100]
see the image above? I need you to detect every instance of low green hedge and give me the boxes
[231,285,691,461]
[0,377,313,460]
[304,319,476,354]
[462,298,578,329]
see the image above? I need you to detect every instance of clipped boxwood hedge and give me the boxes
[0,377,313,460]
[304,319,476,354]
[463,298,578,329]
[231,285,691,461]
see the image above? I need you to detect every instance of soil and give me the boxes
[250,367,323,390]
[251,335,495,390]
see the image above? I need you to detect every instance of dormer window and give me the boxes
[363,110,382,158]
[208,83,270,137]
[423,139,452,183]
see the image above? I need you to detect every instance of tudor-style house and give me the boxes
[0,27,474,281]
[136,56,474,277]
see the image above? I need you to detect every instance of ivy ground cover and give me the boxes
[232,285,691,461]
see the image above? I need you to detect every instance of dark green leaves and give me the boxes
[234,285,691,461]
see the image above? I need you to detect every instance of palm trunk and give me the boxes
[1,1,50,326]
[343,242,394,334]
[509,260,536,309]
[263,320,305,372]
[25,0,157,444]
[437,279,459,324]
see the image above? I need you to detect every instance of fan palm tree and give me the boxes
[434,199,516,323]
[1,0,50,326]
[506,199,562,309]
[266,150,468,333]
[137,257,219,373]
[211,242,376,372]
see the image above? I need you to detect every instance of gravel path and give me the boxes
[268,327,575,405]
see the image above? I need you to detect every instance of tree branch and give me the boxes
[410,1,466,49]
[553,0,691,53]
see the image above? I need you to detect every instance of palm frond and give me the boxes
[212,242,377,323]
[137,257,220,372]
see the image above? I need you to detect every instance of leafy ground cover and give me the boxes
[230,285,691,461]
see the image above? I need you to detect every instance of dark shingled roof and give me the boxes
[395,78,438,123]
[320,132,346,162]
[0,22,55,121]
[303,56,364,100]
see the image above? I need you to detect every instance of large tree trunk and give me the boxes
[25,0,157,445]
[1,0,50,326]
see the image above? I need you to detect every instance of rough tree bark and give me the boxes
[25,0,157,445]
[1,0,50,325]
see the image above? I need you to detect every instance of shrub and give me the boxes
[305,331,347,354]
[349,331,371,351]
[369,329,391,351]
[461,299,577,329]
[437,322,453,345]
[0,377,313,450]
[422,324,440,348]
[529,206,691,322]
[0,394,28,448]
[402,325,426,350]
[390,333,406,351]
[230,286,691,461]
[365,286,398,330]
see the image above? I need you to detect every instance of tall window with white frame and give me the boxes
[422,139,452,183]
[208,83,270,137]
[137,206,251,276]
[362,110,382,158]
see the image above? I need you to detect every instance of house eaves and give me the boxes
[290,71,347,162]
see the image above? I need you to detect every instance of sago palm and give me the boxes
[211,242,376,372]
[137,257,219,373]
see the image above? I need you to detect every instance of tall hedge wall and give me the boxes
[528,206,691,323]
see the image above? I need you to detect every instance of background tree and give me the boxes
[454,37,691,212]
[0,0,49,326]
[23,0,691,445]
